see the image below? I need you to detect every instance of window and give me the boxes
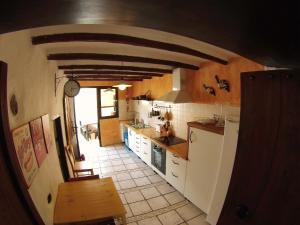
[98,87,119,119]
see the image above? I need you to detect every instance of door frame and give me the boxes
[0,61,44,224]
[63,93,81,159]
[96,86,119,146]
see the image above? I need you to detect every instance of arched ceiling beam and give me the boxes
[48,53,199,70]
[32,33,228,65]
[58,65,172,73]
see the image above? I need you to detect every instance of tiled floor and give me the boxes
[80,138,209,225]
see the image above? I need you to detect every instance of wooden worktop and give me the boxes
[122,122,189,160]
[54,177,126,225]
[187,121,225,135]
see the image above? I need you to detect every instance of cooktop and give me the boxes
[154,136,186,146]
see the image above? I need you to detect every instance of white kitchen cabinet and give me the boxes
[140,136,151,165]
[128,127,136,152]
[135,133,141,157]
[184,127,223,214]
[166,151,187,194]
[207,119,239,225]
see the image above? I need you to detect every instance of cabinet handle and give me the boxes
[189,130,194,143]
[143,142,147,145]
[136,142,139,144]
[172,153,179,158]
[172,160,179,165]
[144,152,147,155]
[172,172,178,178]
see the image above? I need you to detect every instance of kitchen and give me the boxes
[0,13,298,225]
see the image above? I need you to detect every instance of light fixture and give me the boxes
[113,82,132,91]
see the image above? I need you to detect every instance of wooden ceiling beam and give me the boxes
[64,70,163,77]
[32,33,228,65]
[66,75,151,79]
[47,53,199,70]
[75,77,143,81]
[58,65,172,74]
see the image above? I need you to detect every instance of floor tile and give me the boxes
[113,164,127,172]
[124,204,133,218]
[143,169,156,176]
[136,162,147,168]
[119,193,127,204]
[129,200,152,216]
[126,163,139,170]
[138,216,162,225]
[164,191,185,205]
[147,196,169,210]
[111,159,123,166]
[148,174,163,183]
[113,181,121,191]
[176,203,203,221]
[156,183,175,194]
[92,162,100,169]
[98,151,108,156]
[123,158,135,164]
[130,170,145,179]
[109,154,121,160]
[158,210,184,225]
[134,177,151,186]
[124,190,144,203]
[100,161,112,168]
[141,187,161,199]
[107,150,118,155]
[93,168,100,175]
[120,153,131,158]
[101,166,114,174]
[187,215,208,225]
[116,172,132,181]
[119,179,137,189]
[99,155,109,161]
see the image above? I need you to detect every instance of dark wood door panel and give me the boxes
[218,72,281,224]
[253,73,300,225]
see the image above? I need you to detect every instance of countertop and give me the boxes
[122,121,189,160]
[187,121,225,135]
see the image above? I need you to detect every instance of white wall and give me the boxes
[0,30,65,225]
[133,100,240,139]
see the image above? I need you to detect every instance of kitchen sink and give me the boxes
[130,123,151,129]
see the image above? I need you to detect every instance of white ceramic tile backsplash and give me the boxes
[132,100,240,140]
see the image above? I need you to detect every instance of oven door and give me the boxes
[151,143,166,174]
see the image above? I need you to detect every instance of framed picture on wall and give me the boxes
[29,118,47,167]
[12,124,39,188]
[42,114,53,152]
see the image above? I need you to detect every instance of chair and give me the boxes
[68,175,100,182]
[65,145,94,177]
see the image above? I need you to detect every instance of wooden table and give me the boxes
[54,177,126,225]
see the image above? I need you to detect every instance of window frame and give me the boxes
[97,87,119,119]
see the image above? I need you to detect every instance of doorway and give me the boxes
[53,116,69,181]
[74,88,98,155]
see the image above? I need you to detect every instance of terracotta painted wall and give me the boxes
[131,74,173,100]
[131,57,263,106]
[188,57,264,106]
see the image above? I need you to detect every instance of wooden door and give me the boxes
[63,95,80,158]
[185,127,223,213]
[217,71,300,225]
[97,87,121,146]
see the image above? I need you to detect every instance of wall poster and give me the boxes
[29,118,47,167]
[42,114,53,152]
[12,124,38,187]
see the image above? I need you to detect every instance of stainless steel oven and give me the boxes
[151,142,166,175]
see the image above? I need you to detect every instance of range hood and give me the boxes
[157,68,193,103]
